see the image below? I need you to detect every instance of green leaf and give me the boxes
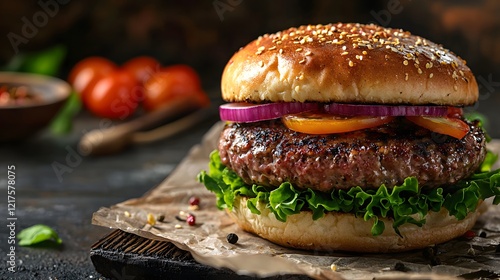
[480,150,499,172]
[49,91,82,135]
[3,45,66,76]
[17,224,62,246]
[198,150,500,236]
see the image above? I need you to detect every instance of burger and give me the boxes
[198,23,500,252]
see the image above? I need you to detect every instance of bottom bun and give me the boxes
[227,196,481,253]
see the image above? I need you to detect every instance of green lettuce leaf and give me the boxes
[198,150,500,236]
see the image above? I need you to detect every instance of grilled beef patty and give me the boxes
[218,118,486,191]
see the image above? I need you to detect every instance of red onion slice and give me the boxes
[324,103,449,116]
[219,102,320,122]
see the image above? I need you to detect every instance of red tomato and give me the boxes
[86,70,140,119]
[122,56,161,84]
[282,113,395,134]
[68,57,118,104]
[143,65,209,111]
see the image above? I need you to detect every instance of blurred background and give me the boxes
[0,0,499,132]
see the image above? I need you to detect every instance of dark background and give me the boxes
[1,0,499,78]
[0,0,499,132]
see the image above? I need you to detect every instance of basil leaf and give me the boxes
[17,224,62,246]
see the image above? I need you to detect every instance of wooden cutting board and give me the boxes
[90,230,311,280]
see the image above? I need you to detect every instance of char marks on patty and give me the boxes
[218,118,486,191]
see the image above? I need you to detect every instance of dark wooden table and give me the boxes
[0,108,220,280]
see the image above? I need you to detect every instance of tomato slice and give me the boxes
[282,113,395,134]
[406,116,469,139]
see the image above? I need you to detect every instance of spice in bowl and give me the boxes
[0,85,42,106]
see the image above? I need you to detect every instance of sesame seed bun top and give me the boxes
[221,23,478,106]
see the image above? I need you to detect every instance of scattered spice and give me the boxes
[175,215,186,222]
[467,247,476,256]
[393,262,409,272]
[124,211,131,218]
[186,214,196,226]
[175,224,183,229]
[156,214,165,222]
[188,205,199,211]
[430,256,441,266]
[463,230,476,240]
[147,213,156,226]
[226,233,239,244]
[0,85,42,107]
[189,196,200,206]
[479,231,487,238]
[423,246,441,266]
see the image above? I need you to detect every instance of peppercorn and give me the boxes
[479,231,487,238]
[189,196,200,206]
[430,256,441,266]
[226,233,239,244]
[186,214,196,226]
[393,262,408,272]
[462,230,476,240]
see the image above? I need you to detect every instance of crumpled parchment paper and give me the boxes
[93,122,500,280]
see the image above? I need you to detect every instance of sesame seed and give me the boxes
[299,58,306,64]
[405,73,409,81]
[362,50,367,55]
[305,51,312,56]
[279,49,283,54]
[426,62,433,69]
[257,46,265,52]
[341,51,349,56]
[454,84,458,91]
[349,60,354,67]
[255,51,262,55]
[258,61,264,67]
[459,70,464,76]
[342,45,347,50]
[418,68,423,74]
[429,73,434,78]
[403,60,409,66]
[295,85,300,92]
[298,73,304,80]
[268,46,277,50]
[415,58,420,64]
[175,224,183,229]
[296,48,303,52]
